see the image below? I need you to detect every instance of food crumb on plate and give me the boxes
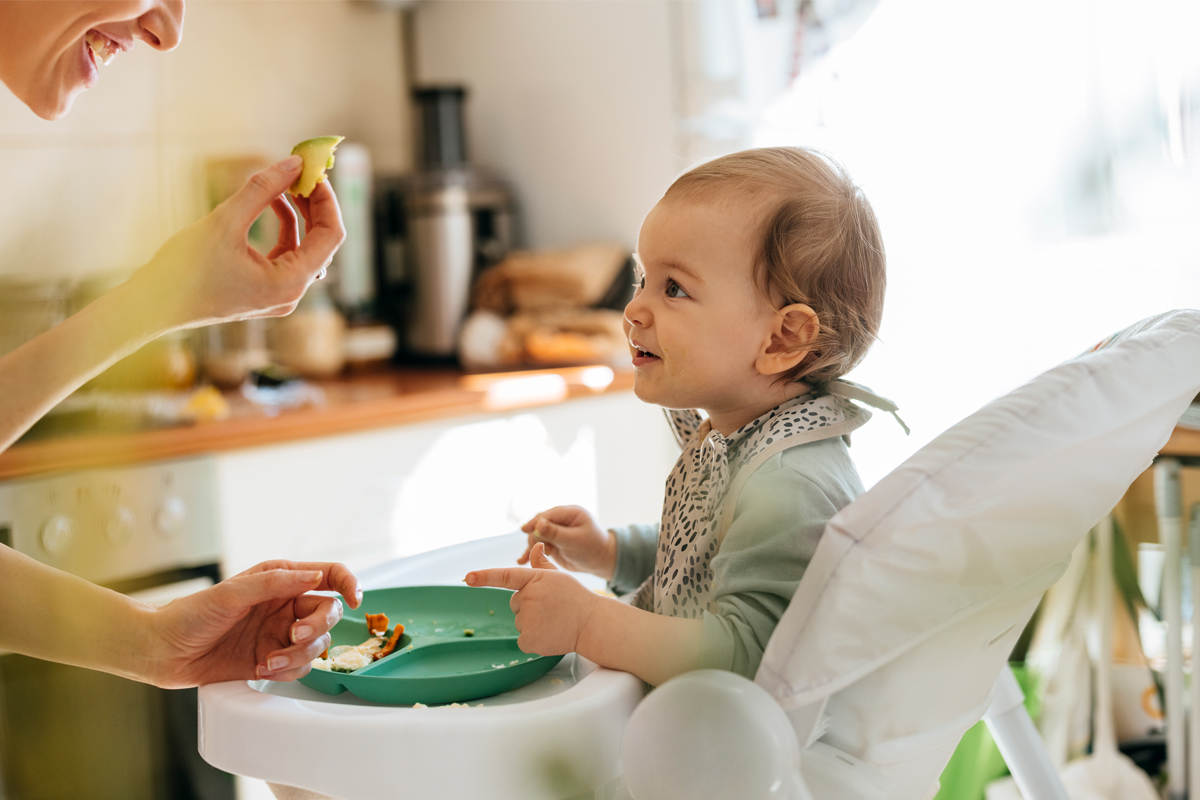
[509,660,520,666]
[463,629,474,636]
[407,644,414,650]
[434,628,443,633]
[412,703,427,709]
[550,678,564,686]
[491,664,504,669]
[488,610,494,615]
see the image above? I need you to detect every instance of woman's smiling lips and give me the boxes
[85,30,125,66]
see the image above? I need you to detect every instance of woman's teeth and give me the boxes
[85,31,119,66]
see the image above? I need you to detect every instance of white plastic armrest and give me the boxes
[983,666,1070,800]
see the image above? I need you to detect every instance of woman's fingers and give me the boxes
[266,195,300,259]
[289,595,344,643]
[292,180,345,264]
[214,569,324,615]
[291,192,312,232]
[239,560,362,609]
[226,156,303,231]
[259,664,313,683]
[257,632,331,680]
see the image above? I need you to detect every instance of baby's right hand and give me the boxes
[518,505,616,580]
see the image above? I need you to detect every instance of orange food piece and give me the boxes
[375,624,406,660]
[320,648,329,660]
[365,613,389,636]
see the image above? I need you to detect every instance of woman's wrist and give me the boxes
[125,600,169,686]
[114,262,192,338]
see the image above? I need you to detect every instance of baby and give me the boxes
[465,147,894,685]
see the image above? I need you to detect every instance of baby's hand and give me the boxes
[518,505,616,580]
[465,544,599,657]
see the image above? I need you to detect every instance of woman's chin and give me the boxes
[29,91,80,121]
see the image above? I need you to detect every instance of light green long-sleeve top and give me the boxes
[608,436,864,679]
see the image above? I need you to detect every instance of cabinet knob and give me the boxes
[156,497,187,538]
[40,515,73,555]
[104,506,136,547]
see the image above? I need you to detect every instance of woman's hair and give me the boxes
[664,147,886,390]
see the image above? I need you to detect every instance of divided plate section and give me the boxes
[297,585,562,704]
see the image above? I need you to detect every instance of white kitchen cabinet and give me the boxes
[213,390,678,576]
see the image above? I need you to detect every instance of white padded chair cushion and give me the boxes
[757,309,1200,711]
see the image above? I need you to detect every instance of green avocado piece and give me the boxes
[289,136,345,198]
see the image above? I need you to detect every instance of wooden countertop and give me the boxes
[3,366,1194,482]
[0,365,634,481]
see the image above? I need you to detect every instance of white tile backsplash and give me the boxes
[0,0,411,281]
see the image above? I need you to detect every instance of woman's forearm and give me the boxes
[0,278,170,452]
[576,599,704,686]
[0,545,154,680]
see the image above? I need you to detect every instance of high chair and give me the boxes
[199,310,1200,800]
[620,309,1200,800]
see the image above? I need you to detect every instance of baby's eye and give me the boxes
[665,279,689,299]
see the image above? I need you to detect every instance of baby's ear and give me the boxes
[756,304,819,377]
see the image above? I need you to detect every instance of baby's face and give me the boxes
[625,196,781,422]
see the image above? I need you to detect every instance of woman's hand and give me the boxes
[518,505,616,580]
[125,155,346,332]
[144,559,362,689]
[466,544,600,657]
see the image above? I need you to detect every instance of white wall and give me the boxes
[413,0,686,251]
[0,0,411,281]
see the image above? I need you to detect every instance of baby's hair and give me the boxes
[664,147,885,390]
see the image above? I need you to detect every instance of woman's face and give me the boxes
[0,1,184,120]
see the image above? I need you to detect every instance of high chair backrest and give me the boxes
[755,310,1200,800]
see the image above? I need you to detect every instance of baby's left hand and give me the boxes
[464,543,599,656]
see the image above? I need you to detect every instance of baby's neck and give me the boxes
[705,381,811,436]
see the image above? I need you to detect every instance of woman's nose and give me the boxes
[138,0,184,51]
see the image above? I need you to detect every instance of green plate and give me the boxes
[297,586,563,705]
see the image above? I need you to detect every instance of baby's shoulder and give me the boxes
[749,437,863,500]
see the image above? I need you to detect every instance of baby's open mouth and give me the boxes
[85,31,120,66]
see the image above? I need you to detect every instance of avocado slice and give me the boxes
[289,136,345,198]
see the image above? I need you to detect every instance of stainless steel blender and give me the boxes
[399,86,515,359]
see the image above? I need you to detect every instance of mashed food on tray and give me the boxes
[312,613,405,673]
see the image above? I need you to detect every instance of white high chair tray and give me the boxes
[198,534,645,800]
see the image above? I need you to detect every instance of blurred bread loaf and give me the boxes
[472,243,629,313]
[462,242,632,370]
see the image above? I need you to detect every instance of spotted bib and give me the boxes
[629,381,904,618]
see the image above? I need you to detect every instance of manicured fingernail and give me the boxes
[464,574,476,586]
[292,625,313,642]
[355,588,364,603]
[279,155,302,170]
[268,656,288,671]
[301,570,322,582]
